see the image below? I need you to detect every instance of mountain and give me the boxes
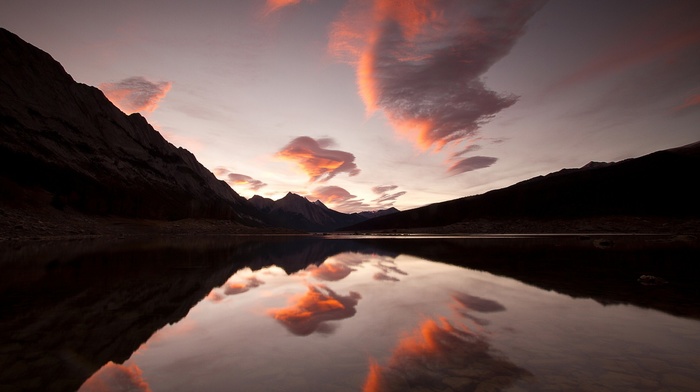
[345,141,700,232]
[0,28,262,228]
[249,192,399,232]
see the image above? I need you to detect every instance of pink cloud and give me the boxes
[330,0,545,151]
[214,167,267,191]
[78,362,151,392]
[276,137,360,182]
[310,185,369,213]
[673,94,700,113]
[99,76,171,114]
[224,276,265,295]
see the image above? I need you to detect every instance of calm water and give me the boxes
[2,235,700,391]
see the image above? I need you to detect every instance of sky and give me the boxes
[2,0,699,213]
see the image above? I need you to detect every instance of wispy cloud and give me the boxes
[214,167,267,191]
[276,137,360,182]
[269,284,361,336]
[673,94,700,113]
[99,76,171,114]
[264,0,302,15]
[78,362,151,392]
[448,156,498,175]
[371,184,406,206]
[330,0,545,151]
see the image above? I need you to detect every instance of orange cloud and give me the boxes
[224,276,265,295]
[363,317,528,391]
[99,76,171,114]
[276,136,360,182]
[269,284,361,336]
[264,0,301,15]
[78,362,151,392]
[330,0,544,150]
[307,262,354,281]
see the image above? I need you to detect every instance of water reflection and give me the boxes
[1,235,699,391]
[270,284,362,336]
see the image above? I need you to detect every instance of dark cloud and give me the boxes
[453,292,506,313]
[269,284,361,336]
[276,136,360,182]
[373,272,399,282]
[450,144,482,159]
[99,76,171,114]
[448,156,498,175]
[331,0,546,150]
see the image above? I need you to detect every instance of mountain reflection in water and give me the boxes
[1,235,699,391]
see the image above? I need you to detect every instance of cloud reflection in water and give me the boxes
[269,284,361,336]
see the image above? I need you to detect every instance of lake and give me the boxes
[2,235,700,391]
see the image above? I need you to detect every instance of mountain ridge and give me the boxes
[345,141,700,233]
[249,192,398,232]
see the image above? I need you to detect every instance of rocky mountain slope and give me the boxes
[0,28,261,226]
[346,141,700,232]
[250,192,398,232]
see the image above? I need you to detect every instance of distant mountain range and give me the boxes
[250,192,398,232]
[1,27,698,236]
[345,141,700,232]
[0,28,395,234]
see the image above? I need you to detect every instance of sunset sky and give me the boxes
[2,0,699,213]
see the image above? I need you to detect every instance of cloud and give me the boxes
[99,76,172,114]
[214,167,267,191]
[674,94,700,113]
[371,184,406,206]
[448,156,498,175]
[264,0,302,15]
[276,137,360,182]
[373,272,399,282]
[310,185,369,213]
[330,0,545,151]
[450,144,482,159]
[269,284,361,336]
[452,292,506,313]
[371,185,398,194]
[307,262,355,281]
[362,317,528,392]
[78,362,151,392]
[224,276,265,295]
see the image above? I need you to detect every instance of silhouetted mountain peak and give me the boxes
[0,28,261,225]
